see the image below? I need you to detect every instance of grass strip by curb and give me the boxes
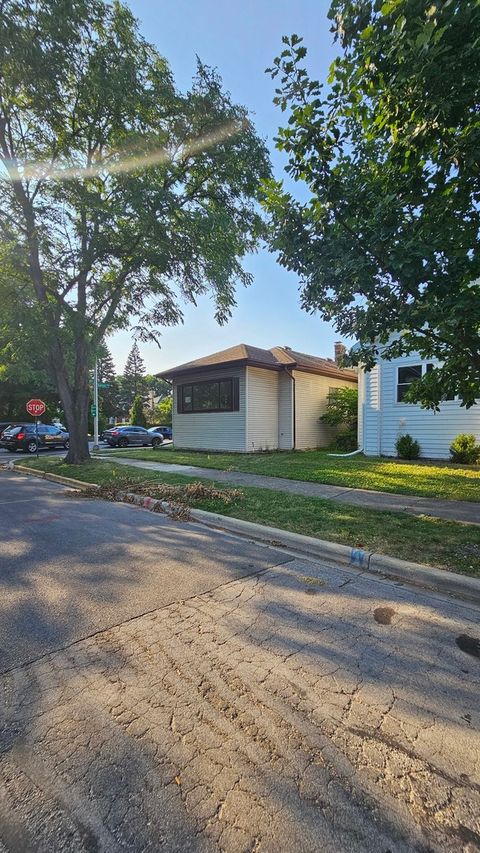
[12,457,480,577]
[97,445,480,502]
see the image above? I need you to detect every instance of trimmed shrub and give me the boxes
[449,433,480,465]
[396,434,420,460]
[333,430,358,452]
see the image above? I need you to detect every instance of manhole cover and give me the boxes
[374,606,395,625]
[456,635,480,658]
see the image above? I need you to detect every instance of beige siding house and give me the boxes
[160,344,357,453]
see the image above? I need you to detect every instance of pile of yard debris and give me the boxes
[76,477,243,520]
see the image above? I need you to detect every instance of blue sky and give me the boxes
[110,0,341,374]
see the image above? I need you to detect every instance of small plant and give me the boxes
[449,434,480,465]
[396,434,420,460]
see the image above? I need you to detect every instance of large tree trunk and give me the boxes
[54,335,91,465]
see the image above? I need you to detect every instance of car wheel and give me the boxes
[26,440,37,454]
[151,437,162,448]
[118,437,128,448]
[64,440,69,450]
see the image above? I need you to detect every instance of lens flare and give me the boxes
[1,119,248,183]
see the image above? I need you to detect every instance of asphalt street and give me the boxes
[0,470,479,852]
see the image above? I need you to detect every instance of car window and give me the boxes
[37,425,48,435]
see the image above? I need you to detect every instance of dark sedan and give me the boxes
[0,423,69,453]
[148,425,173,440]
[105,426,163,449]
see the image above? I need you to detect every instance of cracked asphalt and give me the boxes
[0,471,479,852]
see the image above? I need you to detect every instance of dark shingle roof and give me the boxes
[159,344,357,381]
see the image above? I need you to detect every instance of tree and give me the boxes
[320,387,358,431]
[148,395,173,426]
[96,341,120,421]
[0,0,270,462]
[122,343,146,406]
[130,394,147,427]
[263,2,480,409]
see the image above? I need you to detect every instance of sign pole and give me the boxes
[35,416,39,458]
[93,357,99,451]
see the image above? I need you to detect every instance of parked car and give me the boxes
[0,423,70,453]
[101,424,132,441]
[105,426,163,449]
[148,425,173,440]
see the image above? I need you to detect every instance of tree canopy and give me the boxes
[263,0,480,408]
[0,0,270,461]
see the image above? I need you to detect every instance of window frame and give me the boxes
[396,362,456,403]
[177,377,240,414]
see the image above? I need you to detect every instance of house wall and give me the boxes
[294,370,358,450]
[362,355,480,459]
[362,365,381,456]
[246,367,279,451]
[172,366,247,451]
[278,372,294,450]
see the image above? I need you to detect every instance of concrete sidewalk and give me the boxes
[97,455,480,525]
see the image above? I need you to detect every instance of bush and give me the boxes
[321,387,358,429]
[396,434,421,460]
[449,433,480,465]
[333,430,358,452]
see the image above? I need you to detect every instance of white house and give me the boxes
[359,348,480,459]
[159,343,357,452]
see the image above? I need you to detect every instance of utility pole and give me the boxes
[93,357,99,451]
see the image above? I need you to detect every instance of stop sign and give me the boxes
[26,399,46,417]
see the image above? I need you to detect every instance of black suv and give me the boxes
[0,423,70,453]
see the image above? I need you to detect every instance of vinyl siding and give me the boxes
[172,367,246,451]
[246,367,279,451]
[363,354,480,459]
[357,369,364,449]
[363,365,381,456]
[294,370,358,450]
[278,372,294,450]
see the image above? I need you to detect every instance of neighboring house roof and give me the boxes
[159,344,357,382]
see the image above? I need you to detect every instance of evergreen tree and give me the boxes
[122,343,146,407]
[96,342,120,421]
[130,394,147,427]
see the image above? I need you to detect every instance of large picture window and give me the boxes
[178,377,239,413]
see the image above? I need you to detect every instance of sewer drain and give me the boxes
[456,634,480,658]
[374,606,395,625]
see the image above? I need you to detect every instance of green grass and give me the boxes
[18,457,480,577]
[97,446,480,502]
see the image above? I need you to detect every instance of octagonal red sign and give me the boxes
[26,398,46,417]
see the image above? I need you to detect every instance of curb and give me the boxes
[11,464,99,490]
[118,491,480,607]
[6,465,479,606]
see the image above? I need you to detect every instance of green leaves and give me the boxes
[264,0,480,408]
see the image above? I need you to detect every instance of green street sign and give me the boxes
[90,404,97,416]
[98,383,110,389]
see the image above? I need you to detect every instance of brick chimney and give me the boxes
[334,341,347,366]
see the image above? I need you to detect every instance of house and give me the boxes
[358,348,480,459]
[159,343,357,452]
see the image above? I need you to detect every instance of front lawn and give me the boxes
[98,446,480,502]
[16,457,480,576]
